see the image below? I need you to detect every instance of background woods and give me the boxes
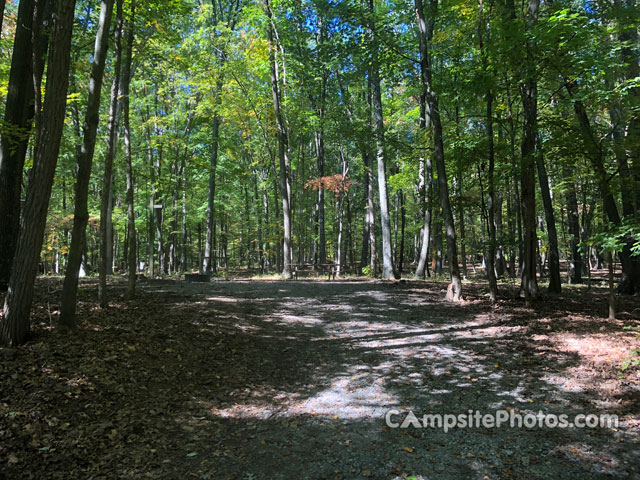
[0,0,639,345]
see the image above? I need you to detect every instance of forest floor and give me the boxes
[1,276,639,479]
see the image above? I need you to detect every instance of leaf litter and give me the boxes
[0,277,638,479]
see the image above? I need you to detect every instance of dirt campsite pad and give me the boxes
[1,277,639,479]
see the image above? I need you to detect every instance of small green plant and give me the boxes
[362,265,372,277]
[621,349,639,372]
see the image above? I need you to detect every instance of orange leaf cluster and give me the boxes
[304,174,352,197]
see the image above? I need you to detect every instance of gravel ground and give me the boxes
[1,277,639,479]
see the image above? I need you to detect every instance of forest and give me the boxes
[0,0,639,478]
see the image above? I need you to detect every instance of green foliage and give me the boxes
[2,0,637,286]
[587,219,640,255]
[621,350,639,372]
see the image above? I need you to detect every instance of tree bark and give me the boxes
[181,155,188,272]
[535,141,561,293]
[519,0,541,305]
[0,0,50,290]
[101,49,121,294]
[314,129,326,265]
[415,158,433,279]
[478,1,498,300]
[368,0,396,280]
[399,190,406,273]
[60,0,114,327]
[1,0,77,346]
[122,0,136,299]
[204,110,220,273]
[563,165,582,283]
[414,26,432,280]
[360,149,370,273]
[486,89,499,301]
[416,0,462,300]
[264,0,292,279]
[567,83,640,294]
[0,0,5,41]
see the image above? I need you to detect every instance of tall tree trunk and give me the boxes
[61,0,114,326]
[204,111,220,273]
[563,166,582,283]
[360,149,370,273]
[535,140,561,293]
[457,170,467,279]
[518,0,541,304]
[201,0,242,271]
[520,81,540,303]
[416,0,462,300]
[568,82,640,294]
[337,148,350,276]
[181,155,188,272]
[414,41,432,280]
[368,0,396,280]
[0,0,5,41]
[264,0,292,278]
[262,169,270,272]
[505,82,523,274]
[253,169,264,273]
[485,89,499,301]
[1,0,76,346]
[415,158,433,279]
[399,190,406,273]
[105,182,114,274]
[314,129,326,265]
[0,0,50,290]
[432,206,443,275]
[346,192,355,272]
[122,0,136,299]
[454,106,467,280]
[478,1,497,300]
[614,0,640,213]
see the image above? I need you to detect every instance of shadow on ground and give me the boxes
[0,278,638,479]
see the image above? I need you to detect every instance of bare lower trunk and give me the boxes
[204,113,220,273]
[536,142,561,293]
[315,130,326,265]
[360,150,370,273]
[415,158,433,279]
[520,79,540,304]
[486,91,498,301]
[366,155,377,274]
[181,157,188,272]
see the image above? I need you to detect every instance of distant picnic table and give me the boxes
[291,263,337,280]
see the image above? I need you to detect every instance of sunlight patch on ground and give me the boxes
[271,313,324,325]
[205,296,240,303]
[285,371,397,420]
[354,331,445,351]
[496,381,537,403]
[203,368,397,422]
